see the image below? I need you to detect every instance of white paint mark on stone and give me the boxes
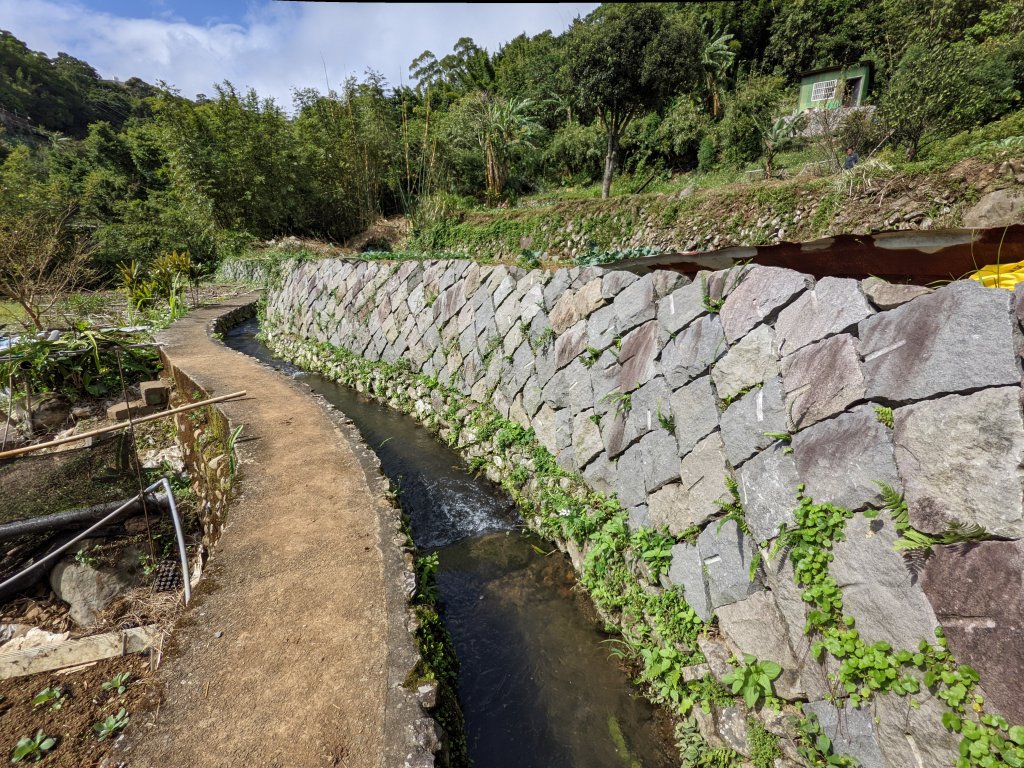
[863,339,907,362]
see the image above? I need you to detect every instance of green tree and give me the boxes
[562,4,703,197]
[0,146,93,329]
[881,39,1019,159]
[717,75,788,166]
[492,32,566,129]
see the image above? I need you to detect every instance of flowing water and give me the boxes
[226,320,675,768]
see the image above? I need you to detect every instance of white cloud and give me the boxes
[0,1,597,109]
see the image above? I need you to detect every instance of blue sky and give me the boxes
[0,1,598,107]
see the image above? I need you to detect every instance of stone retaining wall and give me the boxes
[264,257,1024,768]
[160,302,254,553]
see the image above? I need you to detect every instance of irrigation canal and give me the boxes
[226,319,675,768]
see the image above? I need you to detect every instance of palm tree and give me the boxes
[756,114,802,179]
[701,30,736,119]
[471,94,540,204]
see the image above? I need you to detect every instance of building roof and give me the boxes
[799,60,875,80]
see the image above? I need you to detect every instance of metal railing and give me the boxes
[0,478,191,604]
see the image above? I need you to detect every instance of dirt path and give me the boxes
[122,295,421,768]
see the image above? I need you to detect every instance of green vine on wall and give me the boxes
[772,486,1024,768]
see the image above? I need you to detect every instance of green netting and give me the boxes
[0,433,141,524]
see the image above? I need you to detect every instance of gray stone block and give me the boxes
[581,451,617,493]
[657,280,707,337]
[736,444,800,543]
[532,404,560,454]
[494,291,522,336]
[894,387,1024,538]
[720,266,810,343]
[860,276,933,310]
[658,432,731,531]
[669,375,720,459]
[550,277,604,333]
[661,314,727,389]
[760,554,831,701]
[652,269,687,299]
[617,320,659,391]
[921,540,1024,723]
[775,276,874,356]
[806,701,885,768]
[638,429,682,494]
[615,445,648,508]
[782,334,866,430]
[626,504,650,531]
[715,591,807,701]
[858,280,1019,404]
[831,514,940,649]
[519,283,546,323]
[698,519,762,611]
[668,542,711,621]
[701,266,752,308]
[719,377,787,467]
[542,268,571,310]
[792,404,901,511]
[554,320,588,370]
[710,324,779,401]
[590,351,623,415]
[620,376,671,449]
[613,273,656,333]
[599,410,631,459]
[572,410,604,469]
[564,360,595,416]
[540,366,573,410]
[585,303,620,351]
[873,689,962,768]
[601,269,639,300]
[506,342,536,399]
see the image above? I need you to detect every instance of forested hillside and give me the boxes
[1,0,1022,285]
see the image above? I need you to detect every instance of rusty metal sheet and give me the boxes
[615,225,1024,285]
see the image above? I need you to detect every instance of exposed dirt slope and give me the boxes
[120,295,413,768]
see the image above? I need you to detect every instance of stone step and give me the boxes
[106,399,161,422]
[140,380,171,406]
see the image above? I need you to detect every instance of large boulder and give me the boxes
[961,188,1024,228]
[50,542,146,627]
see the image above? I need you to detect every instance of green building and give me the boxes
[797,62,873,111]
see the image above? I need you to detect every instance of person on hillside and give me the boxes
[843,146,860,170]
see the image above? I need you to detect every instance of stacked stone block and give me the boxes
[265,257,1024,767]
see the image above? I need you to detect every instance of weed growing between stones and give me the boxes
[746,716,783,768]
[772,486,1024,768]
[675,718,741,768]
[873,405,894,429]
[722,654,782,710]
[873,482,990,568]
[792,710,858,767]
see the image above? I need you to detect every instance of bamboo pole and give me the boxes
[0,391,247,460]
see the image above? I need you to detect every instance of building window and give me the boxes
[811,79,837,102]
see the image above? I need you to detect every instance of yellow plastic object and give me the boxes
[969,261,1024,289]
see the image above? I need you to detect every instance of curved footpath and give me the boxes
[121,294,426,768]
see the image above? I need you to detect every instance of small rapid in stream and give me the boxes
[226,319,675,768]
